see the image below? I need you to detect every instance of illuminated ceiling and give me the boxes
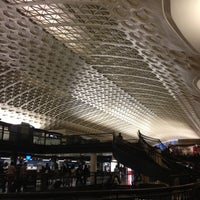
[164,0,200,53]
[0,0,200,141]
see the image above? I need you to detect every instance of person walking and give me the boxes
[7,161,16,192]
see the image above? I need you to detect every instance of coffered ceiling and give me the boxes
[0,0,200,141]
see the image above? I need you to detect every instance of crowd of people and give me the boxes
[0,160,91,193]
[0,159,135,193]
[0,161,28,193]
[60,164,90,188]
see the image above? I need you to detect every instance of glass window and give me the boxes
[3,126,10,141]
[33,136,45,145]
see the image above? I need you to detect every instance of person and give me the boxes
[15,160,23,192]
[63,165,71,187]
[19,162,28,192]
[134,172,142,187]
[75,165,83,186]
[52,162,59,186]
[7,161,16,192]
[117,133,123,140]
[70,165,76,187]
[44,163,51,174]
[112,165,121,185]
[0,162,4,192]
[83,165,90,185]
[131,170,135,186]
[41,163,51,190]
[2,162,8,192]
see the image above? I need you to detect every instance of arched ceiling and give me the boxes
[0,0,200,141]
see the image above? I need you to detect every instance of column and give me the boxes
[90,153,97,185]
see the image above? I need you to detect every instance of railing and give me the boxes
[137,131,176,169]
[0,182,199,199]
[138,131,166,150]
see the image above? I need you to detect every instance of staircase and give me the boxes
[112,132,196,184]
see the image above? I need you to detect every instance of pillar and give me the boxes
[90,153,97,185]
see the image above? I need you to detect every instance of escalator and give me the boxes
[113,132,193,184]
[137,131,192,173]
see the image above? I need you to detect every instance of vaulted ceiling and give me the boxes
[0,0,200,141]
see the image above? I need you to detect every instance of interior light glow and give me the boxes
[0,157,10,160]
[42,159,50,161]
[196,79,200,90]
[170,0,200,52]
[0,108,41,128]
[26,155,32,161]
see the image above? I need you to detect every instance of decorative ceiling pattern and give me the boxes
[0,0,200,141]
